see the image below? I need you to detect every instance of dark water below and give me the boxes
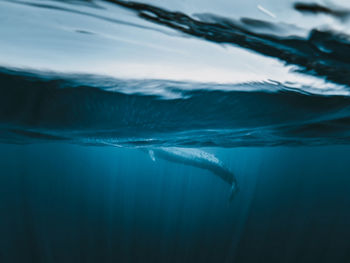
[1,143,350,262]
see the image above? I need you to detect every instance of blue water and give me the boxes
[1,0,350,262]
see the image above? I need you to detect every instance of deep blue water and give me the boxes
[1,0,350,262]
[1,144,350,262]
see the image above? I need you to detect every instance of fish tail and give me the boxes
[229,182,238,202]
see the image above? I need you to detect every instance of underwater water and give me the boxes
[1,0,350,262]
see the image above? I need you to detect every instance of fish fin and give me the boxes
[148,150,156,162]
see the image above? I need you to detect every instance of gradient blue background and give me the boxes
[1,144,349,262]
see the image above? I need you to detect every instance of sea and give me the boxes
[1,0,350,262]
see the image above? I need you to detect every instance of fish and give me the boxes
[145,147,238,201]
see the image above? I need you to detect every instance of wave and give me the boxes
[2,1,350,147]
[1,67,350,147]
[105,0,350,86]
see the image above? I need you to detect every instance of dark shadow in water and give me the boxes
[294,2,350,20]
